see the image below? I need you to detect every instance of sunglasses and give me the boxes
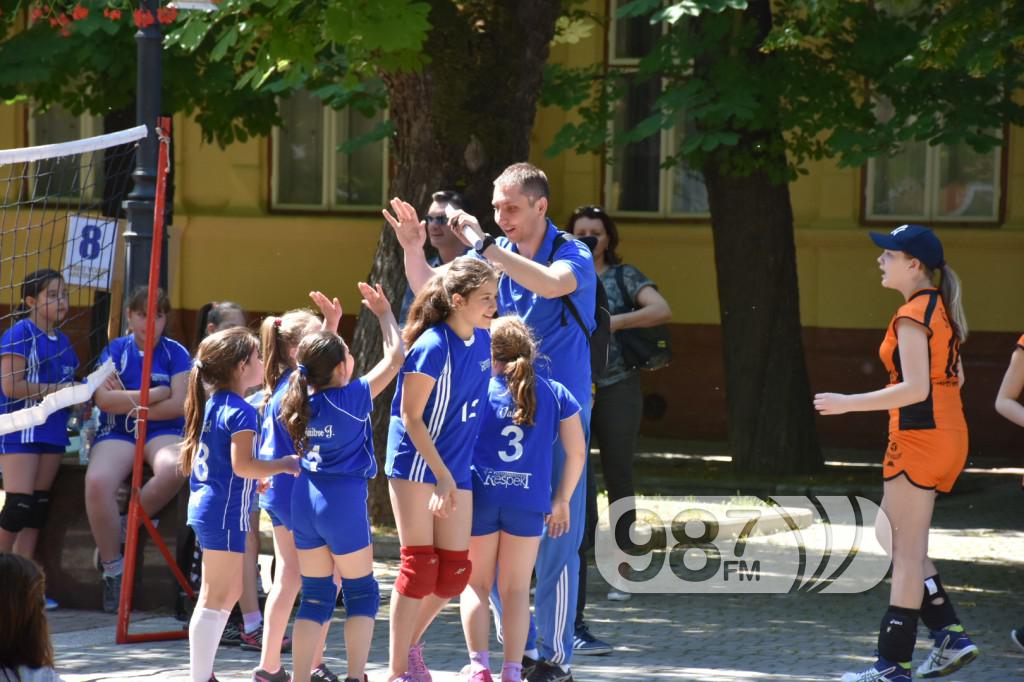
[425,215,449,225]
[572,205,604,218]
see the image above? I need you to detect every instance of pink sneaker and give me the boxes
[407,642,432,682]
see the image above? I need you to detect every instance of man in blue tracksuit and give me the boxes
[391,162,605,682]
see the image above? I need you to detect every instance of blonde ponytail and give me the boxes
[939,264,968,343]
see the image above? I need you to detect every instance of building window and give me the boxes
[864,137,1002,223]
[28,105,105,200]
[605,1,709,217]
[272,90,388,211]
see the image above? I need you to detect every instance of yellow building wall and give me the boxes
[2,23,1023,333]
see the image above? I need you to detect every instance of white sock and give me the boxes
[524,648,539,660]
[189,607,229,681]
[242,610,262,634]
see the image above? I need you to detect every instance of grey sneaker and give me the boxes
[101,573,121,614]
[310,664,340,681]
[220,621,243,646]
[252,667,290,682]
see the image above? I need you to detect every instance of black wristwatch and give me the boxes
[475,234,496,256]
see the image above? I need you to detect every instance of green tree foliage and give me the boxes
[546,0,1024,178]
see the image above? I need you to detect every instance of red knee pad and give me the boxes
[433,548,472,598]
[395,545,439,599]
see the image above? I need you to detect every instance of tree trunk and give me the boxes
[703,162,823,475]
[349,0,563,524]
[697,1,823,475]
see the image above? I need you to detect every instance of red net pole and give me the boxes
[116,117,194,644]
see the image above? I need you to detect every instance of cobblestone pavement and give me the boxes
[50,467,1024,681]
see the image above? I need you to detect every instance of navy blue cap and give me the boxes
[869,224,945,270]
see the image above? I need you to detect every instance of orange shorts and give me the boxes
[882,429,969,493]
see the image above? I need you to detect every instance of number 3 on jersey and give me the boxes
[193,443,210,481]
[498,425,525,462]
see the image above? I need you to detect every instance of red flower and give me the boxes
[109,8,121,20]
[60,27,71,37]
[57,12,71,26]
[156,6,178,24]
[48,16,58,27]
[30,6,43,21]
[133,8,155,28]
[72,4,88,20]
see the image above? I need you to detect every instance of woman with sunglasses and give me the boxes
[566,205,671,648]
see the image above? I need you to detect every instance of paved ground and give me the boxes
[48,453,1024,681]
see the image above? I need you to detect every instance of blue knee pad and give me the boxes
[297,575,338,625]
[341,573,380,619]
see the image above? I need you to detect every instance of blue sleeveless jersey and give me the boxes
[385,323,491,485]
[0,319,79,448]
[187,391,259,532]
[300,377,376,478]
[257,371,296,514]
[472,376,580,513]
[96,334,192,438]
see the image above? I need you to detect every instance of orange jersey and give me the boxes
[878,288,966,434]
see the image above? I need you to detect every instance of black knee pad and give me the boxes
[25,491,51,529]
[0,492,35,533]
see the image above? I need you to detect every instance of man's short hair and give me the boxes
[494,163,549,204]
[431,190,466,211]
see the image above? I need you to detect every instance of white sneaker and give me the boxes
[915,627,979,678]
[606,589,631,602]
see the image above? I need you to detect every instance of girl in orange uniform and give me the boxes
[815,224,978,681]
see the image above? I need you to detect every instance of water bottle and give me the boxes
[79,406,99,465]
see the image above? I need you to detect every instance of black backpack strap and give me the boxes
[548,231,592,341]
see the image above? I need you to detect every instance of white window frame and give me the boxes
[27,104,105,201]
[271,100,389,212]
[605,2,710,219]
[864,140,1003,224]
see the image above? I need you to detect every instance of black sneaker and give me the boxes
[310,663,341,681]
[572,624,612,656]
[1012,628,1024,654]
[102,574,121,614]
[220,621,243,646]
[522,654,538,679]
[526,660,573,682]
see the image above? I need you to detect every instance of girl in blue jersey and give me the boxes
[181,327,301,682]
[254,293,342,682]
[278,282,402,682]
[461,316,585,682]
[0,269,78,564]
[385,257,498,682]
[85,287,191,612]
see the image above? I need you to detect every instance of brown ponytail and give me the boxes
[180,327,260,476]
[491,316,538,426]
[403,256,498,348]
[279,330,348,454]
[260,309,319,410]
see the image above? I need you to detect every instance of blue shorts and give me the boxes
[259,471,295,530]
[265,507,288,529]
[191,521,247,553]
[95,428,182,446]
[0,442,66,455]
[471,501,546,538]
[291,472,372,556]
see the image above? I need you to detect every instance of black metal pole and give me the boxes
[123,0,167,297]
